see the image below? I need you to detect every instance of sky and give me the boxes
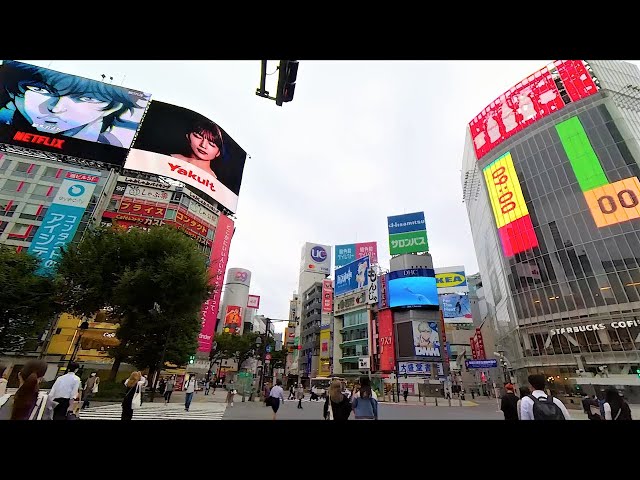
[19,59,588,333]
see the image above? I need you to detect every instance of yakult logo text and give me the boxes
[169,163,216,192]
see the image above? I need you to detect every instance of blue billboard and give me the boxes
[465,359,498,369]
[387,211,426,235]
[335,244,356,268]
[388,276,438,308]
[439,294,472,322]
[27,171,100,276]
[334,256,369,297]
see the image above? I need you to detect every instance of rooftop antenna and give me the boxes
[101,74,106,82]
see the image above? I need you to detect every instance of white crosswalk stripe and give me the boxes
[78,402,227,420]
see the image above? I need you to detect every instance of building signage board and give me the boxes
[334,290,367,315]
[367,268,378,305]
[335,256,369,296]
[465,359,498,369]
[398,361,444,376]
[322,279,333,312]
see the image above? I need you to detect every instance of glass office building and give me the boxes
[462,60,640,396]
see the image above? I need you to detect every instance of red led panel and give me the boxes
[554,60,599,103]
[497,214,538,256]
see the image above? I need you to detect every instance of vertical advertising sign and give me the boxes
[378,274,389,309]
[198,214,234,352]
[223,305,242,335]
[367,268,378,305]
[322,279,333,312]
[319,329,331,377]
[412,320,441,358]
[439,311,449,365]
[387,212,429,255]
[377,309,395,372]
[28,171,100,276]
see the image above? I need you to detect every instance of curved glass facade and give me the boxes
[463,60,640,397]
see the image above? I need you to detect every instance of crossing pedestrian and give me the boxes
[164,376,175,404]
[267,378,285,420]
[121,371,141,421]
[184,375,197,412]
[0,360,48,420]
[48,362,82,420]
[81,372,99,409]
[323,380,352,421]
[351,376,378,420]
[296,383,304,409]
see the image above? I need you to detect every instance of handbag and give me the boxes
[265,396,273,407]
[92,381,99,394]
[131,384,142,410]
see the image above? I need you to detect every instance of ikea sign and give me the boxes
[435,272,467,289]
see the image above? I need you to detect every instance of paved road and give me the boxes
[78,402,226,420]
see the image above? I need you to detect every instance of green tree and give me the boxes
[56,225,211,379]
[270,348,287,370]
[215,331,260,371]
[0,246,60,352]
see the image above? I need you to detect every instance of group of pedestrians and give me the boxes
[500,374,633,421]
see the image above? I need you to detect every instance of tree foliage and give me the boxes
[0,246,60,352]
[214,331,261,371]
[55,225,211,377]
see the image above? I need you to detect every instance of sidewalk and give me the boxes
[378,395,479,407]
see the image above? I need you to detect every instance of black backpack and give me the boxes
[528,394,566,420]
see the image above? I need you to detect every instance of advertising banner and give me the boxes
[126,101,247,214]
[0,60,150,165]
[118,200,166,219]
[398,361,444,376]
[334,256,370,296]
[377,309,395,372]
[465,359,498,369]
[367,268,378,305]
[198,214,234,352]
[378,274,389,309]
[301,242,331,274]
[412,320,441,358]
[335,244,355,268]
[322,279,333,312]
[439,294,472,323]
[435,268,468,290]
[389,230,429,255]
[187,201,217,226]
[334,290,367,315]
[387,212,426,235]
[223,305,242,335]
[122,184,171,203]
[27,171,100,275]
[320,328,331,377]
[388,276,438,308]
[356,241,378,264]
[247,294,260,309]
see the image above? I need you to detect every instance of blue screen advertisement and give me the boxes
[388,276,438,308]
[334,256,370,296]
[439,294,472,322]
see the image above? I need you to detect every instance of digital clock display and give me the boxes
[483,152,539,256]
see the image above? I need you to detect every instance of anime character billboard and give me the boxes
[0,60,150,164]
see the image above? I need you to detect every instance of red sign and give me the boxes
[118,200,166,219]
[470,336,478,360]
[377,309,395,372]
[65,172,99,183]
[322,279,333,313]
[474,329,487,360]
[356,241,378,264]
[13,131,64,149]
[175,210,208,236]
[247,294,260,309]
[439,311,449,364]
[469,61,599,161]
[198,214,234,352]
[379,274,388,309]
[223,305,242,335]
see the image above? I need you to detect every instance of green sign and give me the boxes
[388,229,429,255]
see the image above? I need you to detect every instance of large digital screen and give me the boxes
[125,101,247,214]
[388,276,438,308]
[0,60,150,164]
[469,60,599,160]
[483,152,539,256]
[439,294,472,323]
[556,116,640,228]
[412,320,441,358]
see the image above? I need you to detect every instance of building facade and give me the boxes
[462,60,640,400]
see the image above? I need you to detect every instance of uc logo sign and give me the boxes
[68,184,85,197]
[310,246,327,263]
[436,272,466,288]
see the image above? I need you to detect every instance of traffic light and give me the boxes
[188,355,195,365]
[275,60,299,106]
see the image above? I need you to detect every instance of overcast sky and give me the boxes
[22,59,613,333]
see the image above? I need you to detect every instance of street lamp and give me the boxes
[67,319,89,371]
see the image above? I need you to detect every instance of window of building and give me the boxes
[0,201,17,217]
[19,204,41,220]
[1,179,22,194]
[42,166,62,178]
[31,184,51,198]
[8,223,30,237]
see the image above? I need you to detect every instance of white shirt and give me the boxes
[603,402,614,420]
[519,390,571,420]
[49,372,81,400]
[184,379,197,393]
[269,385,285,401]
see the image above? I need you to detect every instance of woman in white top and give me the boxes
[0,364,8,397]
[603,387,632,420]
[516,386,529,420]
[268,379,286,420]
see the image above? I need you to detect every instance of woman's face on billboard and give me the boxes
[187,131,220,162]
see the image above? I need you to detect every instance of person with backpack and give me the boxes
[519,374,571,420]
[603,387,632,420]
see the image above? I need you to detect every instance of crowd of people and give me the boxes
[499,374,633,421]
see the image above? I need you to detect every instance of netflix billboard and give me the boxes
[377,309,395,372]
[198,214,234,352]
[469,60,599,160]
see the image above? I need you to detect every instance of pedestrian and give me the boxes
[81,372,99,409]
[48,361,82,420]
[0,364,8,397]
[289,383,295,400]
[516,386,529,420]
[184,375,197,412]
[500,383,519,421]
[603,387,632,420]
[262,381,271,406]
[0,360,48,420]
[323,380,352,420]
[351,376,378,420]
[138,372,148,404]
[121,371,142,421]
[226,382,237,407]
[587,395,602,420]
[403,387,409,402]
[519,374,571,420]
[164,375,175,404]
[158,377,166,395]
[296,383,304,409]
[204,378,211,396]
[267,378,285,420]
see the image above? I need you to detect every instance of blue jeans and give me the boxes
[185,392,194,410]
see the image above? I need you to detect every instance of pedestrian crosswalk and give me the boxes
[78,402,227,420]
